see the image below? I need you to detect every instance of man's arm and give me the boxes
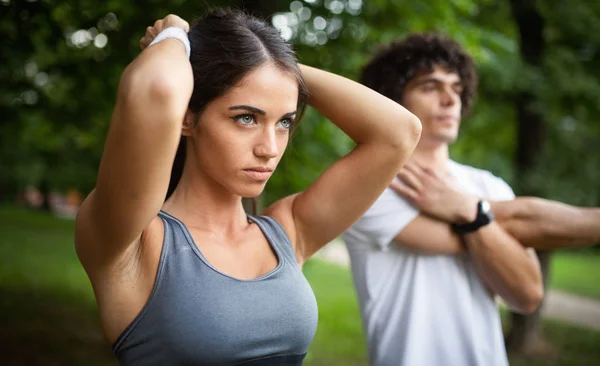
[493,197,600,250]
[392,212,543,313]
[394,197,600,254]
[391,163,543,314]
[461,221,543,313]
[393,214,465,254]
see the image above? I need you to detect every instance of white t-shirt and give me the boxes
[342,160,515,366]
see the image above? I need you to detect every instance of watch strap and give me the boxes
[451,200,494,235]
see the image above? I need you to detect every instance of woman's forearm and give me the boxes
[492,197,600,249]
[298,64,421,151]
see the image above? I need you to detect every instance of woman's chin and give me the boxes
[235,183,267,199]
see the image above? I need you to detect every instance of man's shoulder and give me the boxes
[449,159,493,178]
[343,181,419,246]
[449,160,507,184]
[449,160,515,200]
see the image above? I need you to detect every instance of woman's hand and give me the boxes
[140,14,190,50]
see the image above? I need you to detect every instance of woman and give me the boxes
[75,8,421,366]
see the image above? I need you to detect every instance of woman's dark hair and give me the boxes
[360,33,477,116]
[166,7,308,201]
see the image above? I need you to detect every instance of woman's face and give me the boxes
[185,62,299,198]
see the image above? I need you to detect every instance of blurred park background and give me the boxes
[1,0,600,365]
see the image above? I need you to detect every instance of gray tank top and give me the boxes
[112,211,318,365]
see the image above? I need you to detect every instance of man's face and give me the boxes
[401,66,463,145]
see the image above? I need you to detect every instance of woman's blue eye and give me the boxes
[278,118,293,129]
[235,114,255,125]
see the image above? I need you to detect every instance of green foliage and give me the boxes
[550,251,600,300]
[0,0,289,196]
[1,0,599,207]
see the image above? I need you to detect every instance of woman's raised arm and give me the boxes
[75,15,193,267]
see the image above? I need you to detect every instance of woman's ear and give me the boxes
[181,110,195,136]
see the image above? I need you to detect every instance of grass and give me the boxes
[510,320,600,366]
[302,260,367,366]
[501,309,600,366]
[0,206,116,366]
[1,206,599,365]
[550,251,600,300]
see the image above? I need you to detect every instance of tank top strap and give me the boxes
[248,215,299,264]
[157,211,194,253]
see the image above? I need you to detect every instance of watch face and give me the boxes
[481,200,491,214]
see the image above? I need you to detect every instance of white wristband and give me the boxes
[149,27,191,59]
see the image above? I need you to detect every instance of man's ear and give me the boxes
[181,110,195,136]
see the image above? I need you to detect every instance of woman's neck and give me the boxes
[162,168,249,236]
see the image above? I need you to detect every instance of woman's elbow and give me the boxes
[408,114,422,146]
[118,60,193,107]
[120,69,179,103]
[392,113,422,155]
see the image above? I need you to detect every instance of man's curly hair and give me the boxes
[360,33,478,116]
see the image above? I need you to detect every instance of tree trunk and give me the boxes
[0,177,19,204]
[39,178,52,213]
[505,250,553,355]
[506,0,552,355]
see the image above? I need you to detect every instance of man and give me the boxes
[343,33,600,366]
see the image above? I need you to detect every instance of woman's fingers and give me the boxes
[141,15,189,51]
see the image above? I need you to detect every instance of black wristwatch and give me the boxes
[451,200,495,235]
